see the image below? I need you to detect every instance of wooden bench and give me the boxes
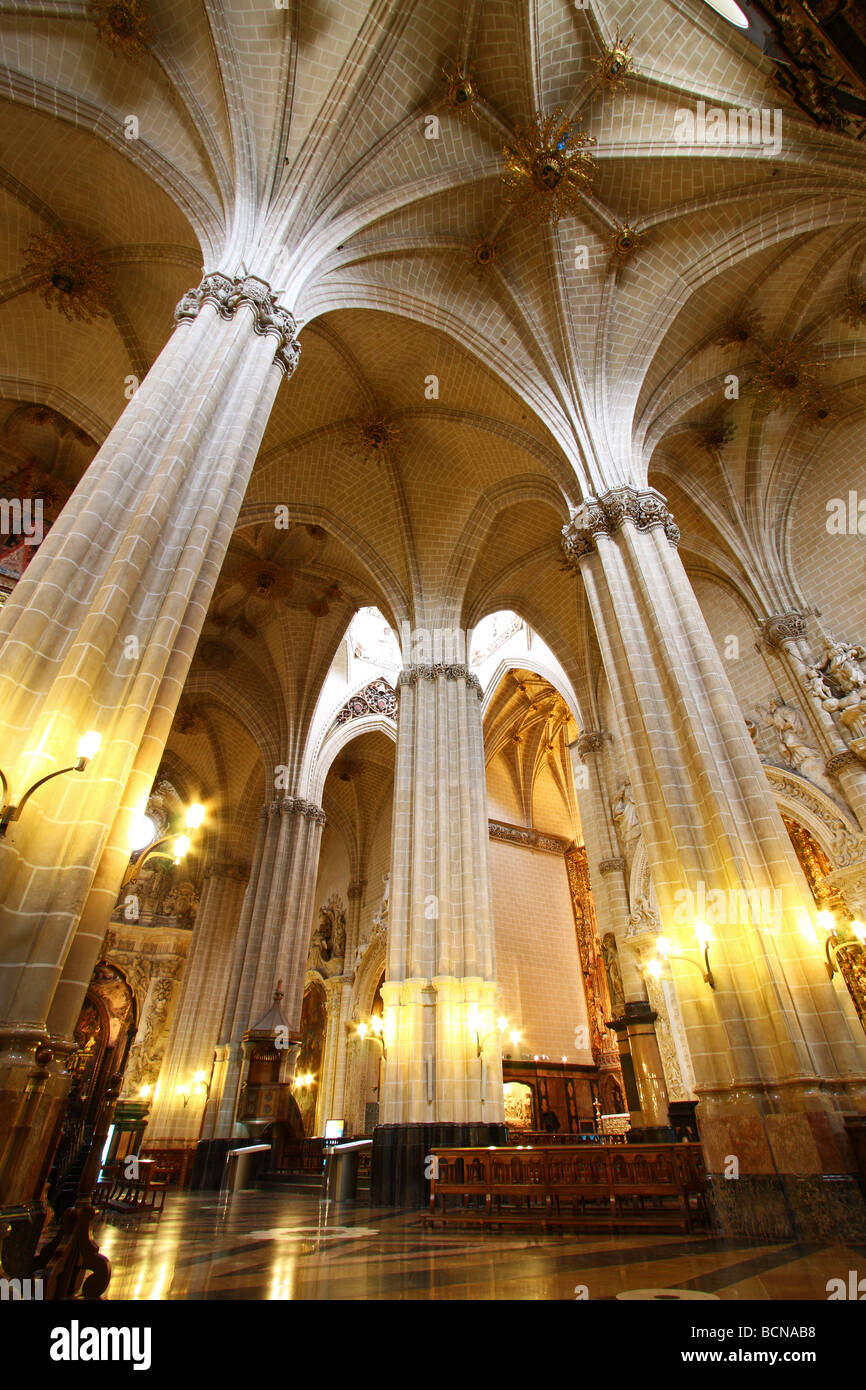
[100,1159,169,1215]
[427,1143,707,1232]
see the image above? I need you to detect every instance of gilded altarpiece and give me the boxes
[565,846,625,1114]
[783,815,866,1031]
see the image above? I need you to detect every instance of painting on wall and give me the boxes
[297,983,326,1134]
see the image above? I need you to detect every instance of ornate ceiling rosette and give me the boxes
[348,416,401,462]
[501,108,597,225]
[87,0,153,58]
[237,557,295,602]
[442,63,481,120]
[593,28,636,94]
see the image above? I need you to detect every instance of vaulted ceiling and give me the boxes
[2,0,864,847]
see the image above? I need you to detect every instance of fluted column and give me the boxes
[345,879,367,969]
[144,859,250,1147]
[563,487,866,1239]
[759,611,866,831]
[202,795,325,1142]
[0,271,300,1203]
[319,977,353,1130]
[569,731,671,1134]
[381,638,503,1130]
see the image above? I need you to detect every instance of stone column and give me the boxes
[143,859,250,1148]
[344,879,367,969]
[0,272,300,1204]
[319,976,354,1130]
[562,486,866,1240]
[201,795,326,1151]
[372,637,506,1206]
[569,733,672,1136]
[758,611,866,831]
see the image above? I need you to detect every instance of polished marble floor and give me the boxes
[91,1190,866,1300]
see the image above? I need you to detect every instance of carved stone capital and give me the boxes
[598,856,626,876]
[760,611,808,648]
[174,271,301,379]
[576,730,610,757]
[398,662,481,696]
[826,750,861,777]
[561,487,679,569]
[347,879,367,901]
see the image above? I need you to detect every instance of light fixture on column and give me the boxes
[121,801,206,889]
[650,925,715,990]
[468,1008,521,1060]
[355,1014,387,1060]
[0,731,102,836]
[292,1071,316,1089]
[175,1070,209,1108]
[818,909,866,978]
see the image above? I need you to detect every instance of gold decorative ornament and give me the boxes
[609,223,645,262]
[841,286,866,328]
[502,108,597,224]
[696,413,736,452]
[442,63,480,118]
[749,337,823,413]
[471,239,499,269]
[237,558,295,601]
[716,310,765,348]
[593,28,635,94]
[23,230,110,323]
[350,416,401,460]
[88,0,152,57]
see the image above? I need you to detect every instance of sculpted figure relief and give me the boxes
[803,635,866,750]
[611,780,640,862]
[756,697,838,795]
[309,897,348,974]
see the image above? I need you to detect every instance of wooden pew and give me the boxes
[427,1143,707,1232]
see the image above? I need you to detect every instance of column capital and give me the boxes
[174,271,301,378]
[826,749,861,777]
[266,796,326,825]
[576,729,611,757]
[759,611,809,648]
[397,663,483,698]
[598,856,626,876]
[347,879,367,901]
[561,486,680,569]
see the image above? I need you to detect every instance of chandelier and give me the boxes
[593,29,635,94]
[502,108,597,224]
[87,0,152,57]
[23,229,109,323]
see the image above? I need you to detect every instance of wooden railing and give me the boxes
[427,1143,707,1232]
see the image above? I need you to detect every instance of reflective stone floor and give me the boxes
[91,1191,866,1300]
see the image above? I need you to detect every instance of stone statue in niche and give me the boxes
[309,896,347,975]
[803,634,866,756]
[162,879,199,930]
[755,697,837,795]
[611,779,640,862]
[601,931,625,1011]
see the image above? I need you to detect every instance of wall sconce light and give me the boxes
[649,923,715,990]
[0,730,101,836]
[176,1069,210,1107]
[292,1071,316,1088]
[355,1014,387,1060]
[818,910,865,979]
[468,1008,521,1059]
[121,801,206,889]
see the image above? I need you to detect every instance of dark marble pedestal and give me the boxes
[371,1122,508,1207]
